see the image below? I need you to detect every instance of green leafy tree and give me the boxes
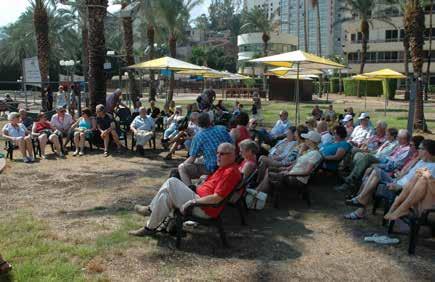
[155,0,202,109]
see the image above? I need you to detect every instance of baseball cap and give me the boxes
[301,131,321,143]
[56,105,66,111]
[358,112,370,120]
[342,114,353,122]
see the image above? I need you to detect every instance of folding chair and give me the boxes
[174,174,252,249]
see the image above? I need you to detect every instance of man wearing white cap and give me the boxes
[342,114,354,137]
[256,131,323,193]
[349,113,372,147]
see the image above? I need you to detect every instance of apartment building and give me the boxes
[342,4,435,82]
[244,0,281,20]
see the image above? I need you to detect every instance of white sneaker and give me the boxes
[73,150,79,156]
[79,151,84,156]
[28,156,34,162]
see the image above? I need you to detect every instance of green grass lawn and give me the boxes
[155,98,435,132]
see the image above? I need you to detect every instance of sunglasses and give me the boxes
[216,151,232,156]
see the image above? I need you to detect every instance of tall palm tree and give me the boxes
[405,0,426,130]
[32,0,50,111]
[87,0,108,110]
[155,0,202,109]
[141,0,157,101]
[311,0,321,56]
[304,0,309,51]
[119,1,140,103]
[425,0,433,101]
[241,6,274,90]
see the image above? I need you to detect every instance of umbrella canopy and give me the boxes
[279,74,316,80]
[221,72,251,80]
[362,69,406,79]
[177,66,227,78]
[351,74,382,81]
[250,50,345,69]
[127,56,203,71]
[270,67,324,76]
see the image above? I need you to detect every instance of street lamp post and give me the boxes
[60,59,81,113]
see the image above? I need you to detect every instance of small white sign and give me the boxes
[104,62,112,70]
[23,57,42,83]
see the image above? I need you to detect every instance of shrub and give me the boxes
[343,78,383,97]
[329,77,340,93]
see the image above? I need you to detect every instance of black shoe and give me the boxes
[128,227,156,237]
[345,198,365,208]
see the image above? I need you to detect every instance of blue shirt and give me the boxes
[320,141,351,170]
[270,119,291,137]
[131,115,154,131]
[189,125,233,172]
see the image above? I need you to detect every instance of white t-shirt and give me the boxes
[290,149,323,184]
[396,160,435,187]
[2,123,27,138]
[350,125,372,145]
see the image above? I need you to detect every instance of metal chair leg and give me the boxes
[175,212,183,249]
[216,217,229,248]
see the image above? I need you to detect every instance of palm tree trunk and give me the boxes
[87,0,108,111]
[425,0,433,101]
[315,3,321,56]
[403,37,410,100]
[303,0,309,52]
[148,24,156,101]
[122,2,140,104]
[33,0,50,111]
[358,20,369,99]
[165,34,176,110]
[262,33,270,91]
[82,21,89,106]
[408,1,426,130]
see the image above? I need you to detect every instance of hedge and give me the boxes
[383,79,398,100]
[343,78,383,97]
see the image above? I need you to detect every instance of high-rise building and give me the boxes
[244,0,281,20]
[280,0,343,56]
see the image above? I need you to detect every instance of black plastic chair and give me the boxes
[174,174,251,249]
[388,208,435,255]
[115,107,132,148]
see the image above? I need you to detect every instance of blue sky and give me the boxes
[0,0,210,28]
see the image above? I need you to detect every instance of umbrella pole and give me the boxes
[295,63,300,124]
[365,81,367,110]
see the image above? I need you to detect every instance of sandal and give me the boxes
[345,198,365,208]
[344,211,366,220]
[0,260,12,274]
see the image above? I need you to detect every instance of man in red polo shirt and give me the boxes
[129,142,241,237]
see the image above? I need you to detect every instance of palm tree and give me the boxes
[337,1,392,97]
[311,0,321,56]
[87,0,108,110]
[241,6,274,91]
[304,0,309,51]
[32,0,50,111]
[155,0,202,109]
[405,0,426,130]
[119,1,140,103]
[141,0,158,101]
[425,0,433,101]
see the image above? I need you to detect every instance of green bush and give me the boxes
[313,81,320,95]
[343,79,383,97]
[329,77,340,93]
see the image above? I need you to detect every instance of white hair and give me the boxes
[376,120,388,129]
[398,129,411,140]
[218,142,235,153]
[8,112,19,121]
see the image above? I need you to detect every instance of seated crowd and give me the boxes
[2,91,434,253]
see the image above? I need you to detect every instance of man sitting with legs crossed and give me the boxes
[129,143,241,237]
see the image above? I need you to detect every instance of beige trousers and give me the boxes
[135,130,153,146]
[147,177,209,229]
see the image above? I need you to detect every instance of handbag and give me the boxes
[245,189,267,210]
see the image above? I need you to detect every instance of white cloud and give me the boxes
[0,0,29,28]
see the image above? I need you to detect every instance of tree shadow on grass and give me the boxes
[374,108,408,113]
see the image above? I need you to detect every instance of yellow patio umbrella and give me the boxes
[270,67,324,76]
[251,50,345,123]
[351,74,382,110]
[279,74,317,80]
[363,69,406,116]
[127,56,203,71]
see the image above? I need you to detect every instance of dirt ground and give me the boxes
[0,94,434,281]
[0,144,434,281]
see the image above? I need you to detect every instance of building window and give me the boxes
[385,30,398,42]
